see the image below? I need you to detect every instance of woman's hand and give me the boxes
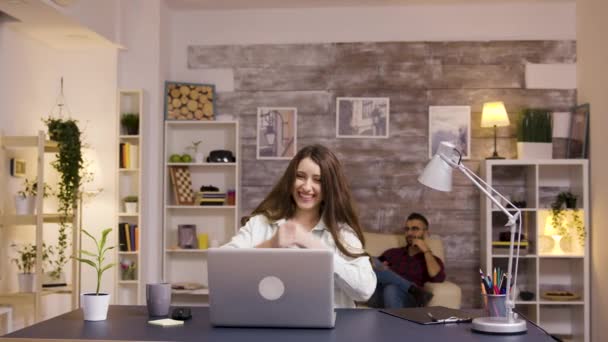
[272,221,302,248]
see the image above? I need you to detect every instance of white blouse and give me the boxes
[222,214,377,308]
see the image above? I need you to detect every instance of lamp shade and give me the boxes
[481,101,510,128]
[418,142,456,192]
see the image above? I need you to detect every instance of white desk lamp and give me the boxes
[418,141,527,334]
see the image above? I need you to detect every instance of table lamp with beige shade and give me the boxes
[481,101,510,159]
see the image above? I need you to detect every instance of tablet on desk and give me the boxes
[380,306,480,325]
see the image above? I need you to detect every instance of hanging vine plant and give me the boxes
[45,117,84,279]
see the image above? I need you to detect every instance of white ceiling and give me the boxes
[0,0,115,49]
[165,0,571,11]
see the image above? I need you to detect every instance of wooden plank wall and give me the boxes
[188,41,576,308]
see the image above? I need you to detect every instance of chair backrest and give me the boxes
[363,232,445,262]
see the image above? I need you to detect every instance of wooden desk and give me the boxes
[2,305,554,342]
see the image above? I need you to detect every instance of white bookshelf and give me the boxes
[114,89,143,305]
[480,159,589,342]
[162,120,240,306]
[0,131,78,324]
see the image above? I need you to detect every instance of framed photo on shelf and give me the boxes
[257,107,297,160]
[567,103,590,159]
[336,97,389,138]
[9,158,26,177]
[428,106,471,159]
[164,81,215,121]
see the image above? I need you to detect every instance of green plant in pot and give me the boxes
[15,178,53,215]
[550,191,585,250]
[11,243,54,292]
[516,108,553,159]
[121,113,140,135]
[45,117,84,280]
[73,228,115,321]
[123,195,138,214]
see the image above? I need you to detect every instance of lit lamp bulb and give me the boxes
[544,214,564,255]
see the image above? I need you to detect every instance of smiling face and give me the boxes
[292,157,323,214]
[404,218,428,245]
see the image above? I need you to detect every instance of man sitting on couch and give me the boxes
[367,212,446,308]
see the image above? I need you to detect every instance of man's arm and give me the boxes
[412,238,443,278]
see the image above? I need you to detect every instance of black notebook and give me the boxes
[380,306,481,325]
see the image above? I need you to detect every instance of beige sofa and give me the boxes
[363,232,462,309]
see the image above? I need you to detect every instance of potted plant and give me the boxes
[45,117,84,280]
[186,140,203,163]
[516,108,553,159]
[73,228,115,321]
[14,178,52,215]
[11,243,53,292]
[121,113,140,135]
[550,191,585,250]
[123,195,138,213]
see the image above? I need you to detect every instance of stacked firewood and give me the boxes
[166,83,214,120]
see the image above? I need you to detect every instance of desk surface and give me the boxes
[3,305,554,342]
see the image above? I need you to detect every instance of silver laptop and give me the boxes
[207,248,335,328]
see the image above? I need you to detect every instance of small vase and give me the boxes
[125,202,138,214]
[15,195,35,215]
[195,152,205,164]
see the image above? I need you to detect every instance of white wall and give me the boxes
[0,24,117,328]
[168,2,575,87]
[577,0,608,340]
[117,0,169,290]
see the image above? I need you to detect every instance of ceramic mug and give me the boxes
[146,283,171,317]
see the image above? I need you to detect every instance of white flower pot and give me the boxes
[15,195,35,215]
[18,273,35,292]
[124,202,138,214]
[81,293,111,321]
[517,142,553,160]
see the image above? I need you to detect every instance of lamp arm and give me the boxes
[454,163,523,322]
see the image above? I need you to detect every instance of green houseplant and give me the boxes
[73,228,115,321]
[15,178,52,215]
[550,191,585,249]
[12,243,54,292]
[516,108,553,159]
[121,113,140,135]
[45,117,84,280]
[123,195,138,213]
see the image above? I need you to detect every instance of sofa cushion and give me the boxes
[363,232,445,262]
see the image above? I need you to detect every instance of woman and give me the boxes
[223,144,376,308]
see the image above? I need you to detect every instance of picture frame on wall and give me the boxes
[428,106,471,159]
[164,81,215,120]
[336,97,389,138]
[9,158,26,177]
[567,103,590,159]
[257,107,298,160]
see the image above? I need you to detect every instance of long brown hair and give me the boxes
[243,144,366,258]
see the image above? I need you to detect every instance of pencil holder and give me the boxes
[482,294,507,317]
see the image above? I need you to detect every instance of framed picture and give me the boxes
[10,158,26,177]
[336,97,389,138]
[178,224,198,249]
[257,107,297,160]
[567,103,590,159]
[428,106,471,159]
[164,81,215,120]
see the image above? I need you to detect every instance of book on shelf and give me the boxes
[119,143,139,169]
[118,222,139,252]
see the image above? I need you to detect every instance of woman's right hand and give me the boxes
[271,221,301,248]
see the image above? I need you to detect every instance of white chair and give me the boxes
[363,232,462,309]
[0,305,13,334]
